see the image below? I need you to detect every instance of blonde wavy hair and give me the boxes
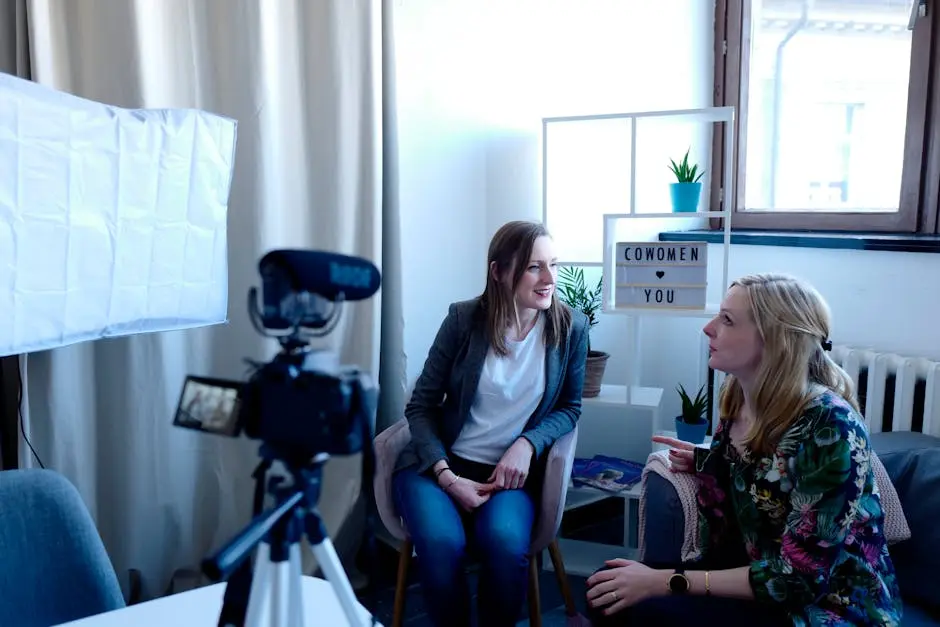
[719,273,860,455]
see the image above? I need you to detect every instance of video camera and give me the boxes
[173,249,382,462]
[172,249,384,627]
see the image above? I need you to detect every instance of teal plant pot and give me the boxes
[675,416,709,444]
[670,182,702,213]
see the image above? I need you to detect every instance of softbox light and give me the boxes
[0,73,236,357]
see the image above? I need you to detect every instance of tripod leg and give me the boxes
[287,543,304,627]
[244,543,271,627]
[269,556,292,627]
[310,538,370,627]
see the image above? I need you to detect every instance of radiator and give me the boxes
[706,346,940,438]
[830,345,940,437]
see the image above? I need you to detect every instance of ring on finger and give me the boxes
[611,590,618,601]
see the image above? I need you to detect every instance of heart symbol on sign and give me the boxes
[656,271,665,279]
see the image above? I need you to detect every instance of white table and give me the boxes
[56,576,381,626]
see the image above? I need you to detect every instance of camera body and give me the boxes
[173,248,381,461]
[238,353,376,458]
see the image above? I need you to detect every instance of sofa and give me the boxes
[642,430,940,626]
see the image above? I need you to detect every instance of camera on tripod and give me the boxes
[172,248,383,627]
[173,248,381,462]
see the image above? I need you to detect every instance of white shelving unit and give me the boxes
[543,104,736,412]
[542,106,736,575]
[596,106,735,410]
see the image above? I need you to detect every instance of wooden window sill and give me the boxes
[658,229,940,254]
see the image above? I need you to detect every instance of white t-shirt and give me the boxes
[450,316,546,465]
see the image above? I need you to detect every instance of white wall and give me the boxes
[394,1,490,384]
[394,1,940,425]
[478,0,716,392]
[394,0,717,381]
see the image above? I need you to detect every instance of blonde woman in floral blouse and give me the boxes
[586,273,902,626]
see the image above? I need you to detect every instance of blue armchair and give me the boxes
[0,469,125,626]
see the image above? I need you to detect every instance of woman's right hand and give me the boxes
[651,435,696,473]
[440,474,492,512]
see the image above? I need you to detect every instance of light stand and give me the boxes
[202,446,380,627]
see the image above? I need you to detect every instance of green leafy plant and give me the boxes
[677,383,708,425]
[556,266,602,353]
[669,148,705,183]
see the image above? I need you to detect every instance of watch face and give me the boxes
[669,573,690,594]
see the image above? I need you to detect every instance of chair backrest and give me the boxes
[0,469,125,626]
[373,419,412,542]
[529,424,578,554]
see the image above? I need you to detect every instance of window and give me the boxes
[714,0,939,233]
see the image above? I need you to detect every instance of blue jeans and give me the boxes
[393,460,536,627]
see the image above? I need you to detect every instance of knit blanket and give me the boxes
[636,449,702,563]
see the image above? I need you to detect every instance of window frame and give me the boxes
[711,0,939,234]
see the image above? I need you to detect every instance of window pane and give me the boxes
[743,0,913,212]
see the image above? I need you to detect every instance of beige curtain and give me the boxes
[0,0,30,473]
[2,0,402,601]
[0,0,29,78]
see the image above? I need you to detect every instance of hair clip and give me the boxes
[821,339,833,352]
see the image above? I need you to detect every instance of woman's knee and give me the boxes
[474,516,533,566]
[474,490,535,558]
[476,520,531,563]
[419,523,468,559]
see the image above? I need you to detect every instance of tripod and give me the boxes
[202,450,381,627]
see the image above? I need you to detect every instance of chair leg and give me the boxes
[547,539,578,617]
[528,555,543,627]
[392,539,413,627]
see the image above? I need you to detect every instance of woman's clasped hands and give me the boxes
[442,437,535,512]
[446,477,493,512]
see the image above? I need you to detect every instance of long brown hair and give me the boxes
[719,273,859,455]
[480,221,572,356]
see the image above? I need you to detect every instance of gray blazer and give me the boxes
[394,297,590,475]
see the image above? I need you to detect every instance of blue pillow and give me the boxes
[871,431,940,613]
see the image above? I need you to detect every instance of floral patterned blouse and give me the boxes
[696,390,903,626]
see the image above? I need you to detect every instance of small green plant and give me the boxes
[669,148,705,183]
[677,383,708,425]
[556,266,602,353]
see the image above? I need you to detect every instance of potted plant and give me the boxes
[556,266,609,398]
[675,383,709,444]
[668,148,705,213]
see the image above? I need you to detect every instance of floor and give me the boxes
[355,496,626,627]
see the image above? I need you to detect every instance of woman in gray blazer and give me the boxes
[392,220,590,627]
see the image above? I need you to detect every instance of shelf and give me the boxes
[583,383,663,410]
[565,483,642,512]
[601,304,720,318]
[543,106,735,125]
[615,211,729,219]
